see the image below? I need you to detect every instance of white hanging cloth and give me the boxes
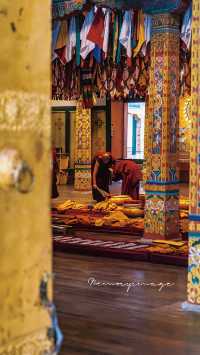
[65,17,76,63]
[103,9,110,57]
[119,10,133,62]
[144,14,152,44]
[80,9,95,59]
[181,4,192,50]
[142,14,152,56]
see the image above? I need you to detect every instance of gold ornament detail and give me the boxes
[0,91,50,135]
[0,328,52,355]
[74,100,92,191]
[179,95,191,156]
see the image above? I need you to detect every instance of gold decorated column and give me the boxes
[183,0,200,309]
[74,101,92,191]
[0,1,53,354]
[144,14,180,239]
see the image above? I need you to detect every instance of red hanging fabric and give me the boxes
[87,8,105,49]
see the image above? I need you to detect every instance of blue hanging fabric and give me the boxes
[52,20,61,61]
[131,32,136,50]
[93,45,102,63]
[181,4,192,49]
[144,14,152,45]
[50,303,64,354]
[116,11,123,65]
[39,273,63,354]
[75,16,81,66]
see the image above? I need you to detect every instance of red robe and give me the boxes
[114,160,142,199]
[52,148,59,198]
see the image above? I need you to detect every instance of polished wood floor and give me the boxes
[54,252,200,355]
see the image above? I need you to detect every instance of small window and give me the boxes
[126,102,145,160]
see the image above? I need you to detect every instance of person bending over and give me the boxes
[113,159,142,200]
[92,152,113,202]
[51,147,59,199]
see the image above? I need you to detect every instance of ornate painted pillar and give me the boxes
[144,14,180,239]
[74,101,92,191]
[183,0,200,309]
[143,96,149,184]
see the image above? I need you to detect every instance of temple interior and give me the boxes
[51,0,192,250]
[50,1,200,354]
[2,1,200,355]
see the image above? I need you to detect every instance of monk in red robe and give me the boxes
[52,147,59,199]
[113,160,142,199]
[92,152,113,202]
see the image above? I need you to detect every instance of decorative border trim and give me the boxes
[0,91,50,134]
[189,214,200,221]
[146,180,180,185]
[75,168,91,171]
[189,232,200,238]
[145,190,179,195]
[152,27,179,34]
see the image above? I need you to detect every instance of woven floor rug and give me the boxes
[53,228,188,266]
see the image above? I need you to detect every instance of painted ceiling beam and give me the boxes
[89,0,190,14]
[52,0,190,19]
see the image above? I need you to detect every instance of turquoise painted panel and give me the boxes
[132,117,137,155]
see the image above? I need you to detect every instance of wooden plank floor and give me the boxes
[54,252,200,355]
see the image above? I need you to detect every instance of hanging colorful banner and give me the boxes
[52,0,86,18]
